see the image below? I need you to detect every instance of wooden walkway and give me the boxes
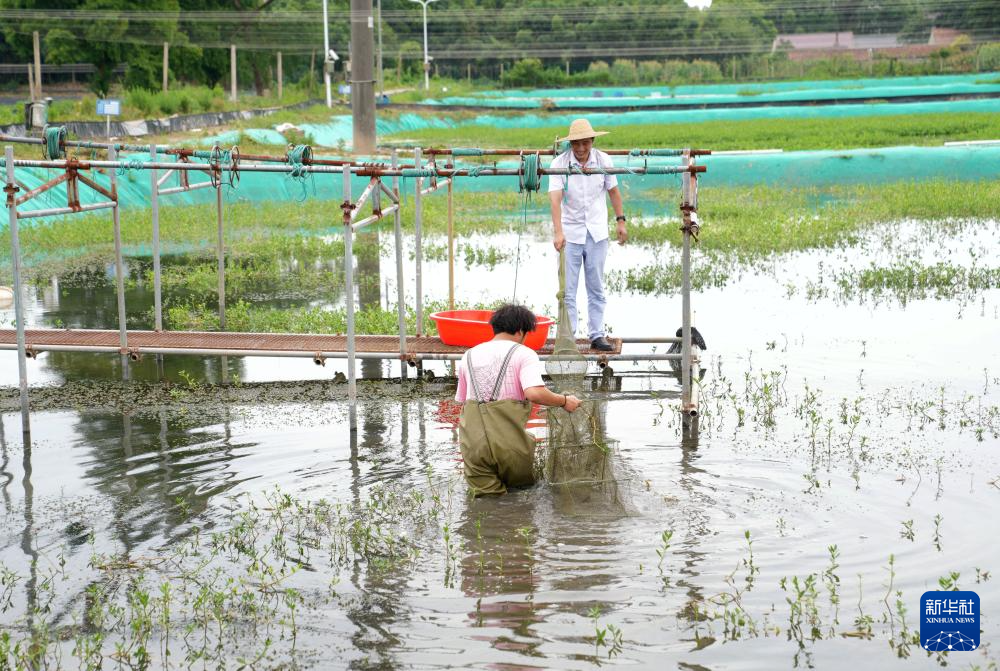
[0,329,623,359]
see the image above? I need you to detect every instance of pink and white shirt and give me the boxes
[547,148,619,245]
[455,340,545,403]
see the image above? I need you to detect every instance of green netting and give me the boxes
[424,72,1000,109]
[291,99,1000,150]
[4,145,1000,224]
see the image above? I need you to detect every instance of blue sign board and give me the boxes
[96,99,121,116]
[920,590,980,652]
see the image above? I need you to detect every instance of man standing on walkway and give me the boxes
[548,119,627,352]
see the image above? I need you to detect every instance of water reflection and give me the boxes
[20,432,38,641]
[459,493,542,657]
[0,418,11,509]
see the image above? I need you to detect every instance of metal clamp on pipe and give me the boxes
[25,345,38,359]
[127,348,142,362]
[313,352,327,366]
[680,207,700,241]
[2,181,19,205]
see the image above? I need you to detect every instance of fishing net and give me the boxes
[541,250,630,514]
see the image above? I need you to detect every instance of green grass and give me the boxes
[805,261,1000,305]
[633,180,1000,256]
[4,179,997,272]
[385,112,1000,152]
[3,179,997,307]
[1,85,314,125]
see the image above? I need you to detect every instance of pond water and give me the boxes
[0,217,998,669]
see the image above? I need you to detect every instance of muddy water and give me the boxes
[1,220,999,669]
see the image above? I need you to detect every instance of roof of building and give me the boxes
[773,32,854,51]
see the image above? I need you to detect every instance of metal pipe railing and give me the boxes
[109,146,129,380]
[2,140,704,435]
[149,144,163,331]
[424,147,712,157]
[414,147,424,338]
[391,150,407,381]
[0,132,710,163]
[3,157,706,177]
[0,342,684,362]
[342,164,358,432]
[3,146,30,435]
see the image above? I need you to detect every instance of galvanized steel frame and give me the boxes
[2,140,704,433]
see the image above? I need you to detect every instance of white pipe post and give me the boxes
[421,2,430,90]
[108,147,129,380]
[162,42,169,92]
[410,0,436,90]
[229,44,237,102]
[322,0,333,108]
[680,153,694,416]
[391,150,407,379]
[216,168,226,330]
[343,164,357,431]
[32,32,42,98]
[413,147,423,336]
[4,146,30,435]
[276,51,283,100]
[447,175,454,309]
[150,144,162,331]
[376,0,384,97]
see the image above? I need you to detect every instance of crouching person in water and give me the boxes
[456,304,582,496]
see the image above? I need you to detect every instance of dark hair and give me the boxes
[489,304,537,335]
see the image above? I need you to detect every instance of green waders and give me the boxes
[459,344,537,496]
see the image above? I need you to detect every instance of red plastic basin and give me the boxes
[430,310,554,350]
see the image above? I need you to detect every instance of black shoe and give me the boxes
[591,337,613,352]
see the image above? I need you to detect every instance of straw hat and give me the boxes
[558,118,609,142]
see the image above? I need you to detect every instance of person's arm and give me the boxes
[549,190,566,251]
[608,186,627,245]
[455,359,467,403]
[524,385,581,412]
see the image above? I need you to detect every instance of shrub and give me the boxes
[156,90,179,116]
[610,59,639,85]
[637,60,664,84]
[125,88,155,116]
[688,60,723,82]
[194,87,215,112]
[977,42,1000,70]
[577,60,612,86]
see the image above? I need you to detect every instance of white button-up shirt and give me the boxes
[549,148,618,245]
[547,149,618,244]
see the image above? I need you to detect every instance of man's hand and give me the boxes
[553,230,566,252]
[616,221,628,245]
[563,394,582,412]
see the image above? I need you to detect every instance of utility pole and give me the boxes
[32,31,42,98]
[376,0,384,97]
[351,0,376,154]
[277,51,283,100]
[323,0,333,107]
[410,0,438,91]
[162,42,169,91]
[230,44,237,101]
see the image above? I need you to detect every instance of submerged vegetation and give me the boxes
[2,179,997,319]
